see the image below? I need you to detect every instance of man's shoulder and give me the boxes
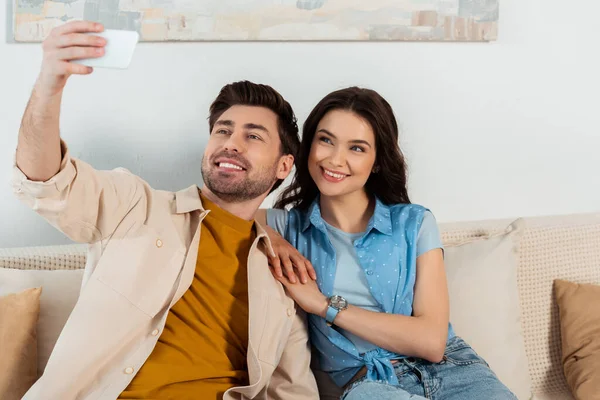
[110,184,190,242]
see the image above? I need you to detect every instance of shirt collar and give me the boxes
[302,197,325,233]
[301,196,393,236]
[174,185,205,214]
[175,185,275,253]
[254,222,277,257]
[369,197,393,236]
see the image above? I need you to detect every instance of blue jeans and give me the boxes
[342,336,517,400]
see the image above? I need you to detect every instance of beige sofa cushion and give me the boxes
[0,287,41,400]
[441,213,600,399]
[554,279,600,400]
[444,219,532,400]
[0,268,84,375]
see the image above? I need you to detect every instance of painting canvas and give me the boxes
[10,0,499,42]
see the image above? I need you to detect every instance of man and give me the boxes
[13,21,318,400]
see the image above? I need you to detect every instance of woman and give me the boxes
[257,87,516,400]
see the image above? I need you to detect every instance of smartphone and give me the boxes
[74,29,140,69]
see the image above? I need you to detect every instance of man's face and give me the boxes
[202,105,290,203]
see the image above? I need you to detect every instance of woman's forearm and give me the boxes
[322,305,448,362]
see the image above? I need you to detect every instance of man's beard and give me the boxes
[201,153,277,203]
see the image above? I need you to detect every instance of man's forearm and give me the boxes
[16,85,63,182]
[16,20,106,182]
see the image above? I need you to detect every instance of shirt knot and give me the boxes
[362,349,399,385]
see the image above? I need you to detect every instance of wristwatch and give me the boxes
[325,295,348,326]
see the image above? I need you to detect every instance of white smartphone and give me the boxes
[74,29,140,69]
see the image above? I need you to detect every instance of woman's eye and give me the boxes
[319,136,332,144]
[351,146,365,152]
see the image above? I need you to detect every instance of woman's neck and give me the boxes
[319,191,375,234]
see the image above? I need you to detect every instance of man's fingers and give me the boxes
[48,61,92,76]
[65,63,93,75]
[56,33,106,49]
[53,21,103,36]
[56,46,104,61]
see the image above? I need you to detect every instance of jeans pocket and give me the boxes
[443,344,490,367]
[397,370,420,384]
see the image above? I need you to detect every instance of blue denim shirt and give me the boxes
[267,197,454,387]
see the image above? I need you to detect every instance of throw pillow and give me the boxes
[554,279,600,400]
[443,218,532,400]
[0,268,84,375]
[0,287,42,400]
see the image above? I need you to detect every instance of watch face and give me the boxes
[330,295,348,309]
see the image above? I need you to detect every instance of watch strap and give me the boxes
[325,304,340,325]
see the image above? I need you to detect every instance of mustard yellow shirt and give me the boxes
[120,194,255,399]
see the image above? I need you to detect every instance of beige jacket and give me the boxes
[12,143,318,400]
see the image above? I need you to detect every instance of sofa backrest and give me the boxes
[440,213,600,396]
[0,244,86,271]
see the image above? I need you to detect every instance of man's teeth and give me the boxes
[324,170,345,179]
[219,162,243,170]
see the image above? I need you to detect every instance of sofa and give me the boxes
[2,212,599,399]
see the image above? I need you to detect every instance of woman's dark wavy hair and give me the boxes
[274,87,411,210]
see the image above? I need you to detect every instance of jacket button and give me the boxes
[286,309,293,317]
[124,367,134,374]
[151,329,159,336]
[156,239,163,248]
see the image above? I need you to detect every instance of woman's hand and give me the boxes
[264,225,317,284]
[277,274,328,317]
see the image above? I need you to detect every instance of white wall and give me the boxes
[1,0,599,248]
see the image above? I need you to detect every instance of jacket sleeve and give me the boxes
[11,140,148,244]
[267,308,319,399]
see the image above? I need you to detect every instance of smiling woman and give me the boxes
[275,87,410,211]
[308,110,377,199]
[261,87,518,400]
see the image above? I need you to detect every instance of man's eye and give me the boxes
[216,129,230,135]
[248,134,261,140]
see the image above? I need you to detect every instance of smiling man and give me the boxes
[13,20,318,400]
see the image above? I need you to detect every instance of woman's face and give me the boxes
[308,109,377,200]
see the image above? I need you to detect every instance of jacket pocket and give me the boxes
[256,293,296,366]
[94,222,186,318]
